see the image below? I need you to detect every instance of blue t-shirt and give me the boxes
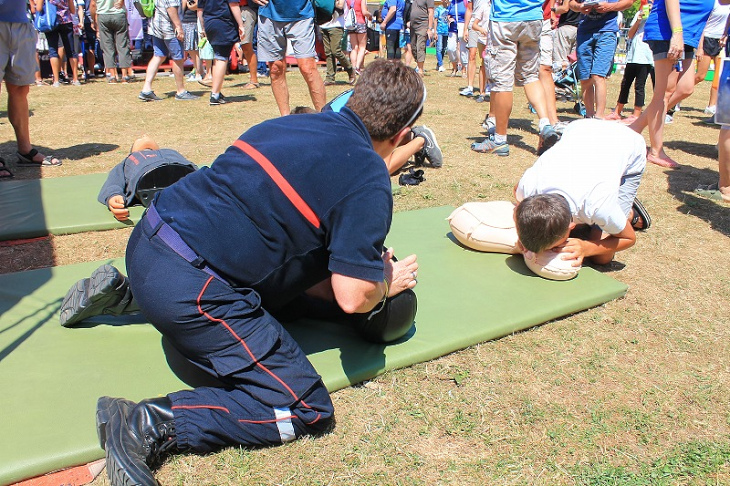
[491,0,543,22]
[155,107,393,308]
[0,0,30,22]
[644,0,714,48]
[259,0,313,22]
[198,0,238,46]
[382,0,404,31]
[577,0,620,34]
[447,0,466,32]
[435,5,448,34]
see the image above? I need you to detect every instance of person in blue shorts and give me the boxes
[95,59,423,486]
[569,0,633,119]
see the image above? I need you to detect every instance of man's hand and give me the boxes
[107,195,130,221]
[552,238,584,267]
[382,248,418,297]
[113,0,124,9]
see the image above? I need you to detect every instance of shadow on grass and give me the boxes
[665,163,730,237]
[0,140,119,168]
[664,139,718,160]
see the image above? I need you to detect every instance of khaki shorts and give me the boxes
[241,6,257,45]
[488,19,541,91]
[257,15,316,61]
[539,19,553,67]
[552,24,577,66]
[411,29,428,63]
[0,21,37,86]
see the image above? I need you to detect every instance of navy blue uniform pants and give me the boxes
[126,216,334,453]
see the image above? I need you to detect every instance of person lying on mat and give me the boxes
[98,135,198,221]
[79,59,422,486]
[514,118,651,267]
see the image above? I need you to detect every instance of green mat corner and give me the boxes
[0,206,627,485]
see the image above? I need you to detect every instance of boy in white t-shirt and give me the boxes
[514,119,650,266]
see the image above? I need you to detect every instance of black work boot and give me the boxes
[60,264,139,327]
[96,396,178,486]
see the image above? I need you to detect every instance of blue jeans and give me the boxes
[435,33,447,67]
[576,30,617,80]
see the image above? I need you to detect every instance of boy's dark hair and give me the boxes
[347,59,424,141]
[515,194,572,253]
[292,106,316,114]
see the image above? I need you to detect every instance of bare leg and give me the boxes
[539,64,558,124]
[270,59,290,115]
[523,79,549,120]
[297,57,326,112]
[718,129,730,202]
[581,78,595,117]
[492,90,513,136]
[171,58,186,94]
[211,58,227,94]
[591,75,607,119]
[142,55,164,92]
[241,43,258,85]
[50,56,61,84]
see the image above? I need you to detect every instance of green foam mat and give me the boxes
[0,174,145,241]
[0,206,627,485]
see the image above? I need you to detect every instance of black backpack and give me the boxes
[403,0,413,25]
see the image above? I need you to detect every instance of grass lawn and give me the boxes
[1,54,729,485]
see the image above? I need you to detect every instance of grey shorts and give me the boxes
[539,19,553,66]
[618,170,644,218]
[0,21,37,86]
[257,15,316,61]
[552,24,576,66]
[241,5,256,45]
[467,27,479,49]
[182,22,198,51]
[488,19,541,91]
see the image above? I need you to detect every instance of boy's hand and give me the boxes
[553,238,584,267]
[108,195,130,221]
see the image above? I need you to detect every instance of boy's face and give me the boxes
[516,224,575,254]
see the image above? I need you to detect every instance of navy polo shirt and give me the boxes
[198,0,239,46]
[154,107,393,308]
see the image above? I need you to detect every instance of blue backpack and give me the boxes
[33,0,58,33]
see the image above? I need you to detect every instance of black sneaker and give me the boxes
[411,125,443,168]
[175,90,199,101]
[138,91,162,102]
[59,264,129,327]
[209,93,228,105]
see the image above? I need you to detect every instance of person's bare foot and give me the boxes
[647,151,679,168]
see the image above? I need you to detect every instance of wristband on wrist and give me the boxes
[672,27,683,33]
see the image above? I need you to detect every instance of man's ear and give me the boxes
[569,221,577,230]
[390,126,414,149]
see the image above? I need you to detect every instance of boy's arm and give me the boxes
[98,162,128,221]
[556,222,636,266]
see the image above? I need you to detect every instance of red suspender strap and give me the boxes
[231,139,321,229]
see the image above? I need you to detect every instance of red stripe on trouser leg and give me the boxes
[196,276,323,425]
[171,405,231,413]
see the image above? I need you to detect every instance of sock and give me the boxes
[211,92,220,98]
[487,116,496,126]
[494,133,507,144]
[538,118,550,131]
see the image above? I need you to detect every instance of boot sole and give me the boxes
[60,265,126,327]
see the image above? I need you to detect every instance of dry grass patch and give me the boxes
[1,56,729,485]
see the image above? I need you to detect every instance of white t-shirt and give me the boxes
[703,0,730,38]
[516,119,647,235]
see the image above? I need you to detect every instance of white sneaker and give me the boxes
[705,105,717,115]
[459,86,474,96]
[438,65,445,72]
[665,114,674,124]
[674,103,681,112]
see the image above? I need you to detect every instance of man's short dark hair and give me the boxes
[515,194,572,253]
[347,59,424,141]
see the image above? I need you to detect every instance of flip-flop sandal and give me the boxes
[694,182,727,202]
[631,198,651,230]
[17,149,63,167]
[242,82,260,89]
[0,157,14,179]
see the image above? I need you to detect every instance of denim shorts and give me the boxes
[152,36,184,61]
[576,30,617,80]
